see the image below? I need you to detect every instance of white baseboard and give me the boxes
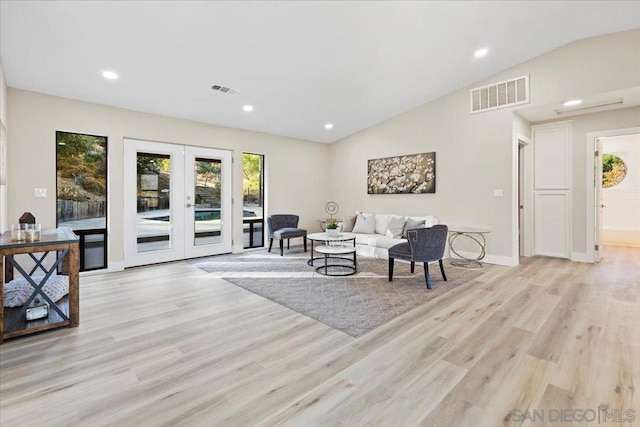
[453,250,519,267]
[571,252,591,263]
[79,260,125,277]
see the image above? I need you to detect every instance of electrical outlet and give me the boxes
[493,189,503,197]
[34,188,47,198]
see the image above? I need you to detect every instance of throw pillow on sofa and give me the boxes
[402,217,425,238]
[352,213,376,234]
[341,214,357,232]
[374,214,390,235]
[385,215,406,239]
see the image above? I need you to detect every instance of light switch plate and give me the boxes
[493,189,503,197]
[34,188,47,198]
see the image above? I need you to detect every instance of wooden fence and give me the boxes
[57,200,106,222]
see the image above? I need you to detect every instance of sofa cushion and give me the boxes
[406,215,439,227]
[374,214,389,235]
[402,218,425,238]
[353,213,376,234]
[367,235,406,249]
[352,233,376,245]
[385,215,406,238]
[423,215,438,227]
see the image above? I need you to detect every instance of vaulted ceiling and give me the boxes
[1,1,638,143]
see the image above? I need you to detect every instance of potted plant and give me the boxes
[325,219,339,236]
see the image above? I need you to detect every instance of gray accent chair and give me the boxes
[267,214,307,256]
[388,224,448,289]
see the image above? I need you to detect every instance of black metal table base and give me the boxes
[307,256,327,267]
[315,255,357,277]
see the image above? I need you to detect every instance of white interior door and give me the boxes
[532,122,572,259]
[124,139,232,267]
[594,138,603,262]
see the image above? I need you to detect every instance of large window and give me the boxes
[243,153,264,249]
[56,131,107,271]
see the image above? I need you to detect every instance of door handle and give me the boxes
[600,204,606,208]
[186,203,195,208]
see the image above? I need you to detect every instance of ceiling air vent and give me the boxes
[210,84,239,95]
[470,75,529,114]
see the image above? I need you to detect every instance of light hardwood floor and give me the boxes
[1,246,638,426]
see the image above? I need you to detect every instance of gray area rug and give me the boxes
[189,248,483,337]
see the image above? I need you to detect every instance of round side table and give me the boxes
[448,227,491,268]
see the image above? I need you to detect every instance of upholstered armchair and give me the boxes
[388,224,448,289]
[267,214,307,256]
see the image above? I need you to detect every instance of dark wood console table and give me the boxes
[0,227,79,343]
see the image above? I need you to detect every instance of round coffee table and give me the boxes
[307,232,356,267]
[314,244,357,276]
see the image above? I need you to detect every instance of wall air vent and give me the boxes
[210,84,239,95]
[470,75,529,114]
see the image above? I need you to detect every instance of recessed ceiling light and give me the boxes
[242,105,254,112]
[324,123,334,130]
[563,99,583,107]
[102,70,118,80]
[474,48,488,58]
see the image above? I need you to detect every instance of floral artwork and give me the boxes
[367,152,436,194]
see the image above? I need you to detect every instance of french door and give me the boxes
[124,139,232,267]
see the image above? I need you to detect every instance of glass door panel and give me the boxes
[136,152,172,253]
[242,153,264,249]
[193,157,222,246]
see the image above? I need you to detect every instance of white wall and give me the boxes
[602,133,640,247]
[329,29,640,264]
[0,55,7,233]
[7,89,330,268]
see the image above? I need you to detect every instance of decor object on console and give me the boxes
[25,297,49,321]
[321,201,341,233]
[267,214,307,256]
[325,201,339,217]
[388,224,449,289]
[367,152,436,194]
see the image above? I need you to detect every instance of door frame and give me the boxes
[514,132,532,258]
[123,138,233,267]
[585,126,640,263]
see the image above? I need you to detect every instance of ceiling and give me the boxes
[1,1,639,143]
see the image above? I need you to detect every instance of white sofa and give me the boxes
[342,212,439,259]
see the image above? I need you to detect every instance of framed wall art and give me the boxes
[367,152,435,194]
